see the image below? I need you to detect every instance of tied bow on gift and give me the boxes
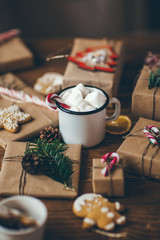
[101,152,120,176]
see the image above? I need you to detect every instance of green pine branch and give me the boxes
[25,139,74,188]
[148,68,160,89]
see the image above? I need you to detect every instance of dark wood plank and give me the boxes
[0,35,160,239]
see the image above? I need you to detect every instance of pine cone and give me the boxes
[40,127,61,143]
[22,153,40,174]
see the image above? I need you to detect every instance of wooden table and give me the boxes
[1,35,160,240]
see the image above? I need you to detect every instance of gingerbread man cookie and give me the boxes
[0,105,32,133]
[73,193,126,231]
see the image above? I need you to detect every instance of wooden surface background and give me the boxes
[0,35,160,239]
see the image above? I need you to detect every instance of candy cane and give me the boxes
[46,93,70,110]
[101,152,120,176]
[0,29,21,43]
[145,125,160,134]
[0,87,49,109]
[143,125,159,145]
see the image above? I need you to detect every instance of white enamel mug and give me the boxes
[56,85,121,148]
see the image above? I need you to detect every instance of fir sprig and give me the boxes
[25,138,74,188]
[148,68,160,89]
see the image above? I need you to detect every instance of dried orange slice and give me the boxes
[106,115,132,135]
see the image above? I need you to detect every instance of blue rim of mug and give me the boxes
[55,85,110,115]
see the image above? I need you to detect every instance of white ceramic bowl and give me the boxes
[0,195,48,240]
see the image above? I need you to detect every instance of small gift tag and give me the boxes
[0,141,81,198]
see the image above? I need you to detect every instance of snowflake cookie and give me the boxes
[73,193,126,231]
[0,105,32,133]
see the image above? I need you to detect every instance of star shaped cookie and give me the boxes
[0,105,32,133]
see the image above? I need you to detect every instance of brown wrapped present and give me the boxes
[0,72,58,127]
[0,141,81,198]
[63,38,124,98]
[118,117,160,180]
[0,37,34,73]
[92,159,124,197]
[132,65,160,121]
[0,99,52,148]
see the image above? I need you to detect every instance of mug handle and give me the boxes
[106,98,121,122]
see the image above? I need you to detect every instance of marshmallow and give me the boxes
[70,106,80,111]
[61,91,71,101]
[78,100,89,111]
[85,90,106,108]
[74,83,89,97]
[84,105,96,111]
[64,89,83,107]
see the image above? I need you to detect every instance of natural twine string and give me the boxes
[149,145,160,177]
[19,141,30,195]
[141,142,150,176]
[92,162,122,196]
[3,156,24,162]
[152,86,158,120]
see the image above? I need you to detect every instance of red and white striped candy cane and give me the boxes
[145,125,159,134]
[101,152,120,176]
[143,125,159,145]
[0,29,20,43]
[0,87,49,109]
[46,93,70,110]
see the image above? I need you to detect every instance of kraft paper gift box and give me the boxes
[0,99,53,148]
[63,38,124,98]
[132,65,160,121]
[0,37,34,73]
[92,159,124,197]
[118,117,160,180]
[0,142,81,198]
[0,72,58,127]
